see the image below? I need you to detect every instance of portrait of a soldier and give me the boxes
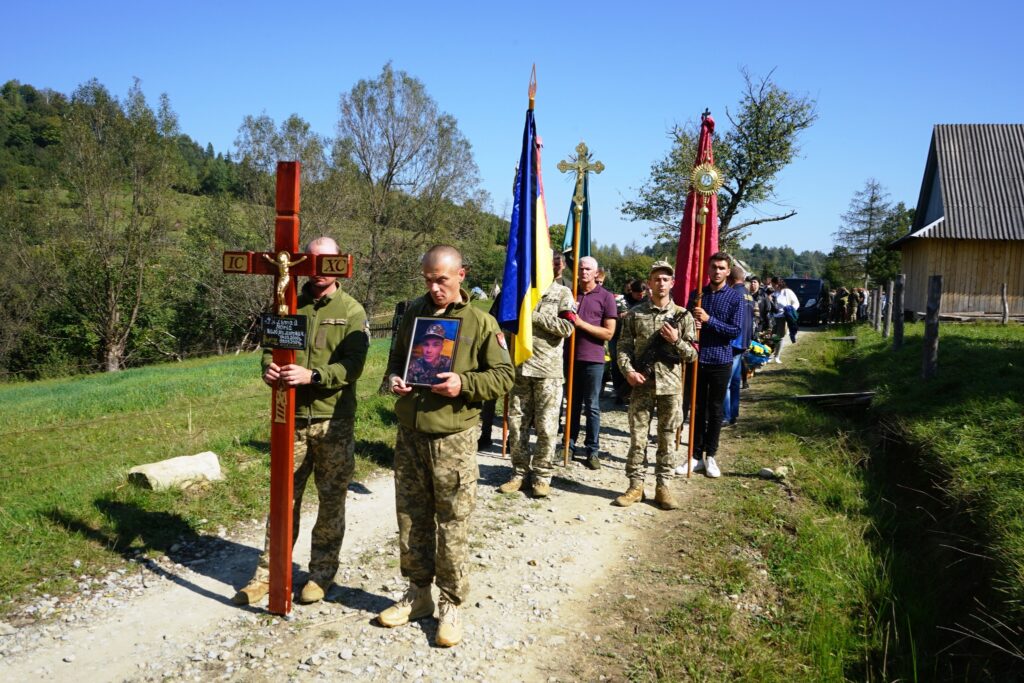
[405,322,453,385]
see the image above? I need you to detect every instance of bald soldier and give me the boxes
[379,245,514,647]
[615,260,697,509]
[233,236,369,606]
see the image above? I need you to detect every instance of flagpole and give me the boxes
[562,204,582,467]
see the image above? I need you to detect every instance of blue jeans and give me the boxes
[722,353,743,423]
[569,361,604,457]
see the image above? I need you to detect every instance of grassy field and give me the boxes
[623,322,1024,681]
[0,341,396,614]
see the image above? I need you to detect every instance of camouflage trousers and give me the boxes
[626,388,681,485]
[394,425,478,606]
[255,418,355,585]
[508,375,562,484]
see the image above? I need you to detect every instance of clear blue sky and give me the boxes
[4,0,1022,255]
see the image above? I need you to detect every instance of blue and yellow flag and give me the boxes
[498,107,553,365]
[561,172,592,260]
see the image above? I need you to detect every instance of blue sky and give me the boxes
[4,0,1022,254]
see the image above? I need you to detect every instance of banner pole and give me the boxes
[685,200,710,478]
[562,204,583,467]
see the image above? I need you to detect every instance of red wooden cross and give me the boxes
[222,161,353,614]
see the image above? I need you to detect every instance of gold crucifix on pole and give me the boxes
[557,142,604,467]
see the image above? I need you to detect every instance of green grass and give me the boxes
[0,341,396,614]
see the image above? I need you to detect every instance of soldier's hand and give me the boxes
[390,374,413,396]
[660,322,679,343]
[431,372,462,397]
[627,371,646,386]
[263,363,281,386]
[278,364,313,387]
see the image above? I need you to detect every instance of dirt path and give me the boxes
[0,396,702,682]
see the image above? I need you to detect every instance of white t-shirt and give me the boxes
[774,288,800,313]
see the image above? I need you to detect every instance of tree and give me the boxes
[622,69,817,248]
[834,179,906,287]
[49,79,184,371]
[335,62,480,316]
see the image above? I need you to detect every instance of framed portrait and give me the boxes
[403,317,462,386]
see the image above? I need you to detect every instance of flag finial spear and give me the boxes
[528,64,537,110]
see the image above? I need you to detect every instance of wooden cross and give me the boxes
[222,161,353,615]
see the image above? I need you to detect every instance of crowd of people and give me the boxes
[230,238,804,649]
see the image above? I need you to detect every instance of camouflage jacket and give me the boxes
[262,282,369,420]
[387,289,515,435]
[617,299,697,396]
[520,282,575,379]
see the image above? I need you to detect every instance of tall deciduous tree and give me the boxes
[622,69,817,248]
[335,62,480,316]
[51,79,183,371]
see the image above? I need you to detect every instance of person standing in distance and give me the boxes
[615,261,697,509]
[233,236,369,606]
[379,245,514,647]
[688,252,743,478]
[565,255,618,469]
[498,249,576,497]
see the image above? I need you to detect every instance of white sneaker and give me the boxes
[773,357,782,364]
[674,459,699,475]
[705,456,721,478]
[692,458,707,474]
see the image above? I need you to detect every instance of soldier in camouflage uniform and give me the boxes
[233,237,369,607]
[379,245,514,648]
[615,260,697,510]
[405,323,453,385]
[498,250,576,497]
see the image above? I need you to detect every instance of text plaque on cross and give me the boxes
[220,161,354,615]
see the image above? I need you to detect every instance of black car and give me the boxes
[784,278,829,325]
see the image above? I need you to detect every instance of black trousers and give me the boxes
[692,361,732,459]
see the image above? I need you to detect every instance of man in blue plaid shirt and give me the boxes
[685,252,743,478]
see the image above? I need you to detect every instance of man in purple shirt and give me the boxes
[566,256,618,469]
[687,252,743,478]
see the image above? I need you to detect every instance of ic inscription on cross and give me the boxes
[222,161,353,614]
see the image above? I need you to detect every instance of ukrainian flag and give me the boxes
[498,106,553,365]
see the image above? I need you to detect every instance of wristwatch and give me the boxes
[311,370,322,385]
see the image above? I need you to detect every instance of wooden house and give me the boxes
[890,124,1024,315]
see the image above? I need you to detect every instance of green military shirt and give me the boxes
[388,289,515,435]
[520,282,575,380]
[617,299,697,396]
[262,282,369,420]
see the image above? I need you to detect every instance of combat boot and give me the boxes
[654,484,679,510]
[532,480,551,498]
[435,597,462,647]
[613,482,645,507]
[231,578,269,606]
[298,579,325,604]
[377,583,434,627]
[498,475,524,494]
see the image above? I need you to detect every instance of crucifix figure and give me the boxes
[556,142,604,466]
[222,161,354,615]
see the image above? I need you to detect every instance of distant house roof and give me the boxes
[891,124,1024,247]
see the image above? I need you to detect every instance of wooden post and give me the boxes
[882,280,893,338]
[1002,282,1010,324]
[893,274,905,351]
[922,275,942,380]
[872,288,882,330]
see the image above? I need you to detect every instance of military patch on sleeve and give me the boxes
[496,331,508,350]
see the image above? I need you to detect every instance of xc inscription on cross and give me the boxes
[222,161,353,615]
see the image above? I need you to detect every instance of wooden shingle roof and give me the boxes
[896,124,1024,245]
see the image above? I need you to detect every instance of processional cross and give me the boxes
[222,161,353,614]
[556,142,603,466]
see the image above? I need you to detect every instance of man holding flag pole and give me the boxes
[670,111,742,478]
[495,69,576,496]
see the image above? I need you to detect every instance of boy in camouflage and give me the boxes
[615,261,697,509]
[380,246,514,647]
[498,250,576,497]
